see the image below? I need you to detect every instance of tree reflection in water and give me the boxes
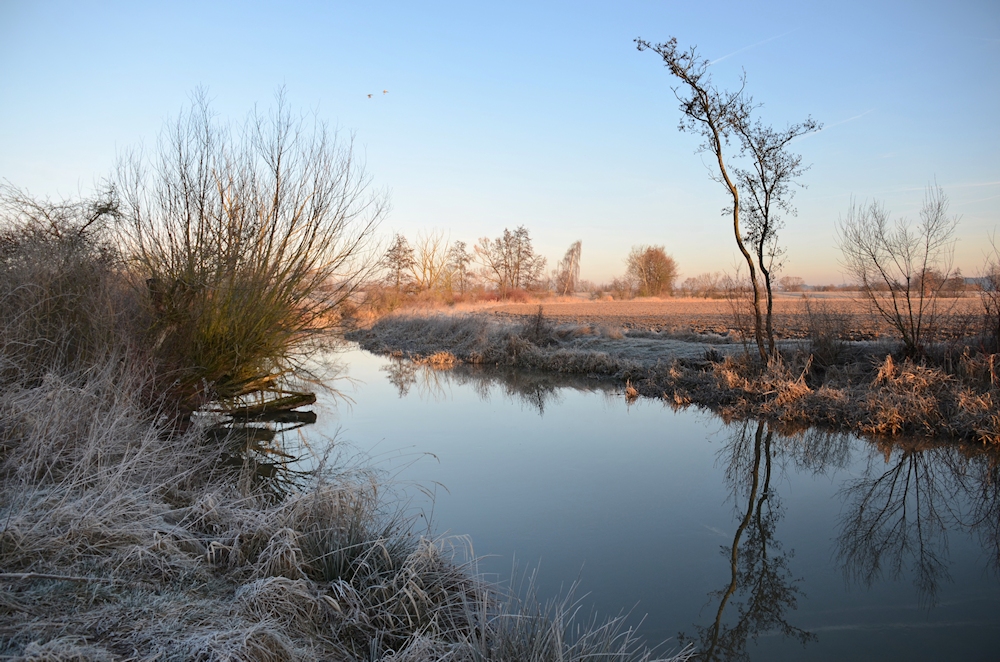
[680,420,814,661]
[382,356,419,397]
[376,356,1000,658]
[379,356,617,414]
[836,439,1000,607]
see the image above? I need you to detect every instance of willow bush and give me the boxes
[113,91,386,410]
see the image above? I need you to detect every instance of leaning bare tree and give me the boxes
[554,240,582,295]
[837,185,958,357]
[112,89,386,406]
[636,37,818,361]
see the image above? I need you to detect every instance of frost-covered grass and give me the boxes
[0,192,692,660]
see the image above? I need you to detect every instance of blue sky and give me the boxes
[2,0,998,284]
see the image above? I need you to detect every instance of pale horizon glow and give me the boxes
[1,1,998,286]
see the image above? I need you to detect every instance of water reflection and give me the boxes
[364,353,1000,659]
[380,356,619,414]
[206,401,317,500]
[837,440,1000,606]
[679,419,1000,659]
[680,420,815,661]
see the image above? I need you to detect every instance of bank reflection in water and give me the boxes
[380,355,620,414]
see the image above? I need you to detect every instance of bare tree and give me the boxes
[554,240,582,295]
[474,226,546,298]
[625,245,678,297]
[636,37,765,358]
[637,37,818,361]
[410,230,450,292]
[447,239,473,296]
[837,185,959,357]
[734,116,820,355]
[381,233,415,292]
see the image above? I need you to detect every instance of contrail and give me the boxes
[821,108,876,130]
[792,108,876,143]
[709,28,800,65]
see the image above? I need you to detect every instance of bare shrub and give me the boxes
[838,185,959,357]
[803,295,848,368]
[609,276,634,300]
[722,268,756,353]
[778,276,805,292]
[0,186,140,388]
[113,90,385,409]
[681,272,724,298]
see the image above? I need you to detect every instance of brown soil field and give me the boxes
[470,294,984,341]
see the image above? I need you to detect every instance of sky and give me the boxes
[1,0,998,285]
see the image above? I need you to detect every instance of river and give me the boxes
[304,344,1000,661]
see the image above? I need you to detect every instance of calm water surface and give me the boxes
[310,345,1000,661]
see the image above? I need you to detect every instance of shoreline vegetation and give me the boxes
[0,99,693,660]
[347,305,999,446]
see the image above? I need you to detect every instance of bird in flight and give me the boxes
[367,94,372,99]
[383,90,388,94]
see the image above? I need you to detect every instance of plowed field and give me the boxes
[472,294,982,341]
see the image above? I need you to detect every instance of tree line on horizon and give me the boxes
[370,222,989,311]
[371,227,688,306]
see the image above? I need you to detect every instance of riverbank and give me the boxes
[347,311,999,445]
[0,195,691,660]
[0,352,699,661]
